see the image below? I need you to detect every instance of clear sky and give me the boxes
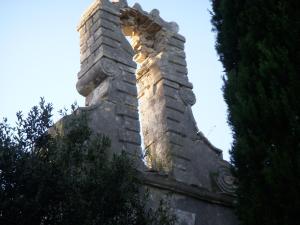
[0,0,232,161]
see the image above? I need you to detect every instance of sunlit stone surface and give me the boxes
[73,1,239,224]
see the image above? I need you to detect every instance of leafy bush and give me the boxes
[0,99,176,225]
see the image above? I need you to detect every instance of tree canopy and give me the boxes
[211,0,300,224]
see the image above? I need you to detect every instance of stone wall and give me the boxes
[74,0,239,224]
[76,0,142,160]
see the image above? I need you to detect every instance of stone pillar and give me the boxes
[121,4,227,189]
[76,0,142,159]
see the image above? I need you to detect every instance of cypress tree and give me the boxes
[211,0,300,224]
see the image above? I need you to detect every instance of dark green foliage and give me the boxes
[211,0,300,224]
[0,99,176,225]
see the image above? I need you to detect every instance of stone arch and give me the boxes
[75,0,232,190]
[120,4,199,173]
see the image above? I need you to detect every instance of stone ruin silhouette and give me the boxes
[72,0,238,224]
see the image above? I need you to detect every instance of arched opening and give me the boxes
[75,0,226,187]
[119,5,197,173]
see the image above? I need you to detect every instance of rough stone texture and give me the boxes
[119,2,232,191]
[76,0,142,161]
[74,0,239,224]
[147,185,238,225]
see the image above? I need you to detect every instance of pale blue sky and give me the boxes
[0,0,232,161]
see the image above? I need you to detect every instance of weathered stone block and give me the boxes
[87,35,94,47]
[98,10,120,25]
[95,44,136,68]
[168,55,187,67]
[118,129,141,145]
[169,144,190,161]
[123,142,142,156]
[123,117,140,133]
[92,17,117,32]
[80,43,88,54]
[77,57,121,95]
[166,131,185,147]
[165,109,184,123]
[165,97,186,113]
[85,17,94,30]
[163,85,179,100]
[85,78,110,105]
[120,93,138,107]
[173,33,186,42]
[115,80,137,96]
[116,104,139,120]
[168,37,185,50]
[163,79,180,89]
[91,36,121,53]
[175,209,196,225]
[122,71,136,85]
[94,27,123,43]
[80,48,91,63]
[165,118,185,137]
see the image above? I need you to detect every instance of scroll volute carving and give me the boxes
[76,58,120,97]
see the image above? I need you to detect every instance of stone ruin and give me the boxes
[73,0,239,224]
